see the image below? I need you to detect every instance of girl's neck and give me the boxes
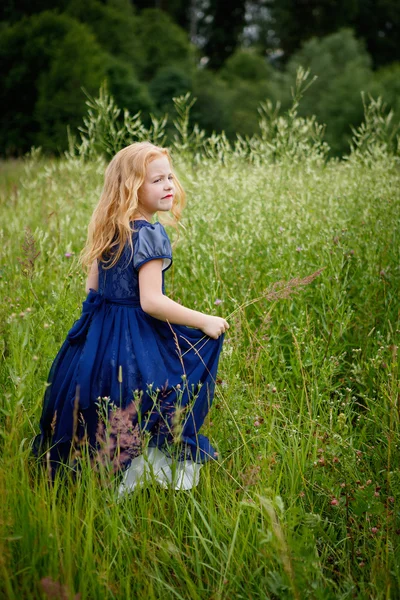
[132,210,154,223]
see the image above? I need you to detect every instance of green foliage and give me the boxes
[347,94,400,163]
[149,65,193,116]
[1,1,400,158]
[0,11,107,154]
[191,69,232,136]
[220,48,274,84]
[35,21,107,152]
[284,29,374,155]
[266,0,400,68]
[0,0,71,22]
[66,0,143,69]
[73,68,331,166]
[201,0,246,69]
[372,62,400,119]
[104,55,154,116]
[245,67,329,164]
[218,49,281,139]
[72,84,167,159]
[132,8,196,81]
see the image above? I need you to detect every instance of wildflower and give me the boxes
[254,420,260,427]
[299,491,305,498]
[64,252,73,258]
[33,355,39,361]
[43,323,49,329]
[214,298,222,306]
[371,527,378,534]
[17,227,40,281]
[40,577,80,600]
[331,498,339,506]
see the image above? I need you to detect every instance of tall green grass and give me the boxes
[0,79,399,598]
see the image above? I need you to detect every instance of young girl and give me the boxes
[34,141,229,493]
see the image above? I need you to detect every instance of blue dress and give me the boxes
[33,220,224,476]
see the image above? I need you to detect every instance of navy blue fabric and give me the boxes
[133,221,172,272]
[33,220,223,472]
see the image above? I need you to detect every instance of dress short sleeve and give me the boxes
[133,222,172,272]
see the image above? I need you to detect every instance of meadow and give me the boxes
[0,85,399,599]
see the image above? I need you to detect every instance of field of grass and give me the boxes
[0,96,400,599]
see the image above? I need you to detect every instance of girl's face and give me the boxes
[137,156,175,221]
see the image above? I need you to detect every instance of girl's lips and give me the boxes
[162,194,173,199]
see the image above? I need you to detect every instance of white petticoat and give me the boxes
[118,447,203,497]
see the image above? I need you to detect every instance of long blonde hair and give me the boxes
[80,142,186,271]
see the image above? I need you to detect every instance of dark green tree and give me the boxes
[202,0,247,69]
[0,11,106,154]
[0,0,70,22]
[66,0,143,69]
[132,8,195,80]
[149,65,192,115]
[372,62,400,118]
[66,0,154,116]
[191,69,232,134]
[283,29,373,155]
[264,0,400,67]
[104,56,154,116]
[219,49,281,138]
[131,0,191,32]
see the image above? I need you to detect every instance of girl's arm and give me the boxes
[139,259,228,339]
[85,260,99,293]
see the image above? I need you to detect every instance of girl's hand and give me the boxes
[200,316,229,339]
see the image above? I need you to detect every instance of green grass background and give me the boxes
[0,137,399,599]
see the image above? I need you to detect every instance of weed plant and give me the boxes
[0,72,399,599]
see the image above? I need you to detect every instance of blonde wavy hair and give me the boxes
[80,142,186,271]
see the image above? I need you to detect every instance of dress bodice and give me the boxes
[97,220,172,302]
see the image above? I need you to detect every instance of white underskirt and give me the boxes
[118,446,203,497]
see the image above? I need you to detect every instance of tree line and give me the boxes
[1,0,399,157]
